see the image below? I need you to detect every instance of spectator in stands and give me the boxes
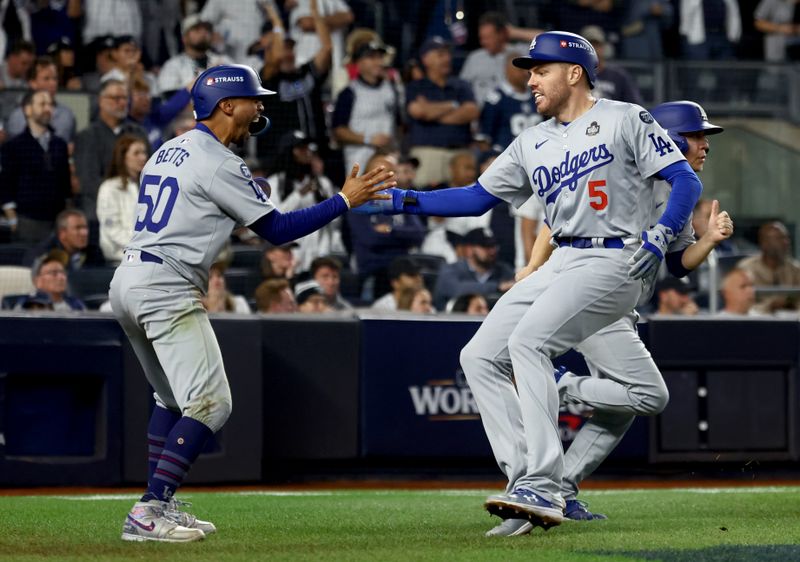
[679,0,742,60]
[4,56,77,143]
[371,256,424,311]
[406,36,479,188]
[692,198,739,256]
[74,78,148,222]
[104,35,157,92]
[129,76,192,149]
[96,135,147,264]
[24,209,105,271]
[28,2,78,57]
[0,90,71,243]
[80,35,117,93]
[202,262,252,314]
[261,242,297,281]
[46,37,81,90]
[718,267,757,316]
[200,0,268,63]
[754,0,800,61]
[433,227,515,310]
[348,153,426,299]
[479,52,541,151]
[459,12,525,107]
[0,7,31,61]
[255,278,298,313]
[737,221,800,314]
[294,279,333,313]
[620,0,673,60]
[0,40,35,89]
[333,39,401,177]
[580,26,643,105]
[138,0,181,68]
[654,277,699,315]
[449,292,489,315]
[289,0,354,93]
[79,0,142,47]
[157,15,232,96]
[13,250,86,311]
[311,256,353,310]
[260,2,331,170]
[397,286,435,314]
[267,130,343,272]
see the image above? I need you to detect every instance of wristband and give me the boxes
[338,192,351,209]
[363,133,371,145]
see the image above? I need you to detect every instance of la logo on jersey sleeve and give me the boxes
[240,162,268,203]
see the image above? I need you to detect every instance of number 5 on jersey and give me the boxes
[135,174,180,233]
[588,180,608,211]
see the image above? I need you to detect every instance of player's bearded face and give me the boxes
[528,63,571,118]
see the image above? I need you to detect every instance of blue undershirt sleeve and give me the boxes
[654,160,703,233]
[400,182,503,216]
[249,195,348,245]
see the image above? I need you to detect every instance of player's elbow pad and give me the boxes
[665,250,691,278]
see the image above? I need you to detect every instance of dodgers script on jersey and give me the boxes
[478,98,685,239]
[126,128,275,290]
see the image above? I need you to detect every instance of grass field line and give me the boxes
[38,485,800,502]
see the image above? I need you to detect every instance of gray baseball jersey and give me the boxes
[126,128,275,291]
[478,98,685,238]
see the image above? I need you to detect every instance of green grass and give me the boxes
[0,487,798,561]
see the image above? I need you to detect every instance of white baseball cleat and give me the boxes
[165,498,217,535]
[485,518,534,537]
[121,500,206,543]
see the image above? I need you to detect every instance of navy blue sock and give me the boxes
[146,406,181,482]
[141,416,213,503]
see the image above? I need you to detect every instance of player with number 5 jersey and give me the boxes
[110,64,394,543]
[352,31,702,534]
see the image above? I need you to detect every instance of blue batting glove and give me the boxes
[628,223,674,280]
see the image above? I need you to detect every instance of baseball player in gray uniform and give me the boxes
[506,100,732,533]
[354,32,703,535]
[111,64,394,543]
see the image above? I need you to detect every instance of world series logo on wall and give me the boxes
[408,369,480,421]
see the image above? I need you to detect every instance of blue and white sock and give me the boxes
[142,416,213,503]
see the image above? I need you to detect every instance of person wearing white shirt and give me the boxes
[96,135,148,264]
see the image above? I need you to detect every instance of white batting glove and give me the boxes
[628,224,674,280]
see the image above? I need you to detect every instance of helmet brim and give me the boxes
[678,123,724,136]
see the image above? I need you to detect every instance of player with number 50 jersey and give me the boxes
[110,64,394,544]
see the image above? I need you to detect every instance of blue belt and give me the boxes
[556,237,624,249]
[140,250,163,264]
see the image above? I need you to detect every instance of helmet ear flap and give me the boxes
[668,130,689,153]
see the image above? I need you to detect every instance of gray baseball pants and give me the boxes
[460,246,642,504]
[559,313,669,500]
[109,252,233,432]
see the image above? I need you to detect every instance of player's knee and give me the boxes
[632,381,669,416]
[184,392,233,433]
[459,339,485,375]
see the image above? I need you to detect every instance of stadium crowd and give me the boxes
[0,0,797,317]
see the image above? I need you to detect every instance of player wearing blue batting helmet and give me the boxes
[512,31,598,89]
[191,64,275,136]
[650,101,724,154]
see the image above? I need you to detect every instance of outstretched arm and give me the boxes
[665,199,734,277]
[353,182,502,217]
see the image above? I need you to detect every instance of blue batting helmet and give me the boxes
[191,64,275,136]
[650,101,724,153]
[512,31,598,89]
